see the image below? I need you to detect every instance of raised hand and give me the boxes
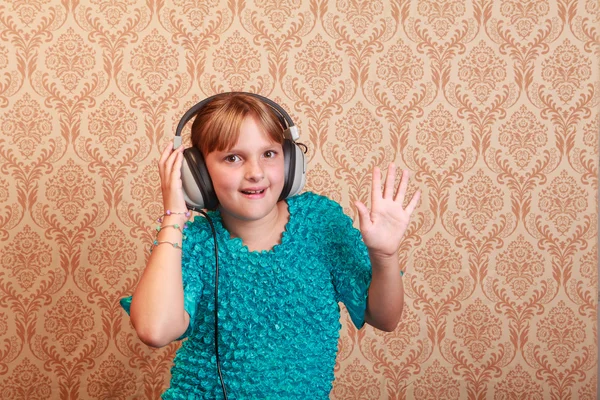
[158,141,188,218]
[355,164,420,259]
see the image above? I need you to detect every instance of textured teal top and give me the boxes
[121,192,372,399]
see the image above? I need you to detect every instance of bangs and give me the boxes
[191,94,284,155]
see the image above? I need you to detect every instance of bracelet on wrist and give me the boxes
[150,240,183,253]
[156,223,188,233]
[154,224,188,241]
[157,209,191,223]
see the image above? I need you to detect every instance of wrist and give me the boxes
[158,209,190,223]
[161,208,190,217]
[367,248,398,262]
[368,251,400,274]
[160,214,190,226]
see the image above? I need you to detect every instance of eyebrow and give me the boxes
[222,143,281,154]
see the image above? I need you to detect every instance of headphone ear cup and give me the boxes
[287,142,306,198]
[181,147,219,210]
[279,139,306,201]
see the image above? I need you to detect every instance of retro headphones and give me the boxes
[174,92,307,210]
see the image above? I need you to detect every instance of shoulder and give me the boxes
[185,214,215,238]
[288,191,344,215]
[181,213,216,257]
[289,191,353,234]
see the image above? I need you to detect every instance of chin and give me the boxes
[221,207,274,223]
[220,200,278,222]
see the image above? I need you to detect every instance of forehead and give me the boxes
[225,117,281,150]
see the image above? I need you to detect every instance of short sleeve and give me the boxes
[119,216,208,341]
[318,196,372,329]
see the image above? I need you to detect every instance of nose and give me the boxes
[244,158,264,182]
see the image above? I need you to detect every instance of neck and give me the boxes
[220,201,289,252]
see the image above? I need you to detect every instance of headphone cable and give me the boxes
[198,209,228,400]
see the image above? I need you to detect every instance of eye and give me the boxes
[224,154,240,163]
[264,150,277,158]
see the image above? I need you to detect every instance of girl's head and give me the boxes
[190,93,284,156]
[190,93,287,224]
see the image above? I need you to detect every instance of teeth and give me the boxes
[243,190,264,194]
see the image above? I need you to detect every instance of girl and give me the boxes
[121,93,421,399]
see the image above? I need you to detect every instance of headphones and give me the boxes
[174,92,307,210]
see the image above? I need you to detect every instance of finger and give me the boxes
[404,189,421,215]
[354,201,372,231]
[371,166,382,207]
[159,141,173,166]
[394,170,410,203]
[170,150,184,184]
[158,141,174,181]
[382,163,396,199]
[163,145,182,181]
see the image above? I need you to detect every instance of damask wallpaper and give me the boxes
[0,0,598,399]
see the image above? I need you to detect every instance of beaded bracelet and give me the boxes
[157,210,191,223]
[154,224,187,241]
[156,223,188,233]
[150,211,190,253]
[150,240,183,253]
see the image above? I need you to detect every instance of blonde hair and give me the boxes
[190,93,284,155]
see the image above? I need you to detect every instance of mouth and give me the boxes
[240,188,266,195]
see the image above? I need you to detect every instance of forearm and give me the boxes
[130,215,189,347]
[364,252,404,332]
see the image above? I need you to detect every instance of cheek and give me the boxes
[268,159,286,187]
[206,165,236,196]
[214,174,237,194]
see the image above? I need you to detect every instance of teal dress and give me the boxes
[121,192,372,399]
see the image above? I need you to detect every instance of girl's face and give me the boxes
[205,116,285,223]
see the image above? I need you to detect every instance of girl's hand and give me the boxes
[158,141,188,218]
[355,164,421,259]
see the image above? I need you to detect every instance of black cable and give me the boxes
[198,210,228,400]
[296,142,308,154]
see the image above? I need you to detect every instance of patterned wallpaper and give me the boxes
[0,0,598,398]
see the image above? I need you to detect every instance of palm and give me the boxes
[355,165,420,258]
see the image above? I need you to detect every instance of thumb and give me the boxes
[354,201,371,230]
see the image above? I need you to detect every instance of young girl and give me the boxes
[121,93,420,399]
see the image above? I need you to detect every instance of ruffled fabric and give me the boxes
[122,192,372,399]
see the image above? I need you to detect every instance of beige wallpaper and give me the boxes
[0,0,598,398]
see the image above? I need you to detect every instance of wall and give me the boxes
[0,0,597,398]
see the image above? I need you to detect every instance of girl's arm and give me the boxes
[363,252,404,332]
[355,164,420,332]
[129,142,190,347]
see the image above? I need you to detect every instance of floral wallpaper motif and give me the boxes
[44,289,95,354]
[495,234,545,298]
[0,0,597,399]
[1,93,53,159]
[498,105,548,169]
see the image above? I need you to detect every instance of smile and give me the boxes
[241,189,266,195]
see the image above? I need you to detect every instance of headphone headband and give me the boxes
[174,92,299,149]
